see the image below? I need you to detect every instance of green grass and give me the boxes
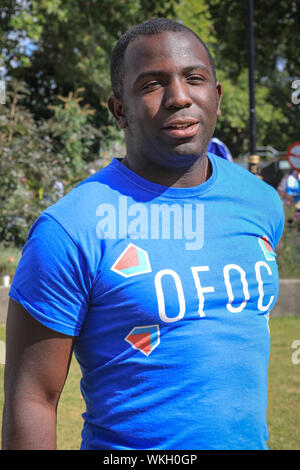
[267,317,300,450]
[1,318,300,450]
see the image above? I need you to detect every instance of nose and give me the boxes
[163,77,192,109]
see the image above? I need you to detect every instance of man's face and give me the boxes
[110,31,222,170]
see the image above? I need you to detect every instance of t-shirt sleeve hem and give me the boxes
[9,285,80,337]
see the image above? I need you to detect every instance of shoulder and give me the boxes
[43,161,120,240]
[211,153,284,223]
[212,154,280,199]
[212,155,285,245]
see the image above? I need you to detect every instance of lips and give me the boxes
[162,119,200,139]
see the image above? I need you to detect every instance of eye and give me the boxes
[187,75,205,83]
[141,81,161,91]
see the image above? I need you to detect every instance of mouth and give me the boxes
[162,119,200,139]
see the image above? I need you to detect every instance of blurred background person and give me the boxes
[208,136,233,162]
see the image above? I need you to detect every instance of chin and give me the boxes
[164,142,207,168]
[156,150,204,171]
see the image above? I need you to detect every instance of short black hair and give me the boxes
[110,17,216,99]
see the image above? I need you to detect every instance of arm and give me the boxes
[1,299,75,450]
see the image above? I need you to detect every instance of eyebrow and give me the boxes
[133,64,211,85]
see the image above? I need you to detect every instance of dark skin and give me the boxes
[2,299,75,449]
[108,31,222,188]
[2,31,222,449]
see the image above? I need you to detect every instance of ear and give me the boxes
[215,81,223,117]
[107,95,127,129]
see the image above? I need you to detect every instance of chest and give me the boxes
[91,191,278,324]
[76,200,278,365]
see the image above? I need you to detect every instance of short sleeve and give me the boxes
[9,213,92,336]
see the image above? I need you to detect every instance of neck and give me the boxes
[121,154,211,188]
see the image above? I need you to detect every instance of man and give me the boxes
[2,18,284,450]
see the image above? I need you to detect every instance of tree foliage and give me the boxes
[1,0,177,119]
[206,0,300,155]
[0,80,62,245]
[0,81,103,245]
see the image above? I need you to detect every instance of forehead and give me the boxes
[123,31,212,81]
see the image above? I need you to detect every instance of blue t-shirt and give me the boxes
[10,153,284,450]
